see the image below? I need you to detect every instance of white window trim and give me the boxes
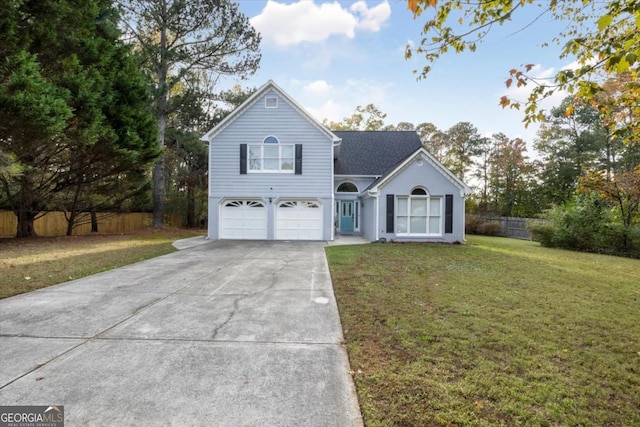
[396,195,443,236]
[265,96,278,108]
[248,143,295,173]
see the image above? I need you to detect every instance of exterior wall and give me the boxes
[375,157,466,243]
[208,88,334,240]
[359,194,377,241]
[333,176,376,235]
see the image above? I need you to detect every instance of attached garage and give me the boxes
[220,199,267,240]
[276,200,323,240]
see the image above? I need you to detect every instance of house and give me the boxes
[201,80,471,243]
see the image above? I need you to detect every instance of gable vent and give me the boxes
[265,96,278,108]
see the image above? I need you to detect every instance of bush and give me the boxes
[466,215,502,236]
[532,195,640,258]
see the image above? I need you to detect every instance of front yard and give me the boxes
[326,236,640,426]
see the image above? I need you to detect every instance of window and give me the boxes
[337,182,358,192]
[248,136,294,173]
[265,96,278,108]
[396,188,442,235]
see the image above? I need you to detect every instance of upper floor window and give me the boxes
[337,182,358,193]
[248,136,294,173]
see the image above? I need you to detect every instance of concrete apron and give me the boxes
[0,241,363,426]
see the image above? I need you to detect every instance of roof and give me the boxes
[333,131,423,176]
[365,147,472,195]
[201,80,340,144]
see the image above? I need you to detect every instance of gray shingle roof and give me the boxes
[333,131,423,175]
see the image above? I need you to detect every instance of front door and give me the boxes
[339,200,354,233]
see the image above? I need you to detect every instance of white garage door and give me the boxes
[276,200,323,240]
[220,200,267,240]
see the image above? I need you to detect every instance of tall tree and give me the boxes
[0,0,158,237]
[416,122,448,163]
[534,97,604,207]
[488,134,533,217]
[405,0,640,142]
[323,104,387,130]
[117,0,261,228]
[444,121,481,181]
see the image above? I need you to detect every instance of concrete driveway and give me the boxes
[0,240,363,426]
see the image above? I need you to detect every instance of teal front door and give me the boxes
[339,200,355,232]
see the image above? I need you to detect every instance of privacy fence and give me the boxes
[466,215,543,240]
[0,211,182,237]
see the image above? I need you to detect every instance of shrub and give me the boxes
[466,216,502,236]
[532,194,640,258]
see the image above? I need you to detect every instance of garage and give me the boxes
[276,200,323,240]
[220,199,267,240]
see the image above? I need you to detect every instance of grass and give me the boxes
[326,236,640,427]
[0,228,204,299]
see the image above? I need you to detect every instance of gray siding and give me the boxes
[360,195,377,241]
[210,89,333,198]
[208,88,334,240]
[376,158,466,243]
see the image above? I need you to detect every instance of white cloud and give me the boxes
[303,80,331,95]
[298,78,393,123]
[250,1,391,47]
[351,1,391,31]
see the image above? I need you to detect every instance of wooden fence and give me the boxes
[0,211,182,237]
[468,215,543,240]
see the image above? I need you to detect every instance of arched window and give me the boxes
[396,187,442,235]
[337,182,358,193]
[248,136,294,172]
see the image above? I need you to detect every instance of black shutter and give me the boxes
[386,194,394,233]
[239,144,247,175]
[445,194,453,234]
[295,144,302,175]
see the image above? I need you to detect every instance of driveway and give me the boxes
[0,240,363,426]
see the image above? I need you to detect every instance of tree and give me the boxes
[323,104,387,130]
[534,96,604,207]
[579,167,640,251]
[405,0,640,141]
[1,0,158,237]
[471,135,493,214]
[488,134,534,217]
[117,0,261,228]
[416,122,448,163]
[395,121,416,131]
[444,121,482,181]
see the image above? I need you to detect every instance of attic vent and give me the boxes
[265,96,278,108]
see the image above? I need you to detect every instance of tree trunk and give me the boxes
[152,152,165,228]
[66,183,82,236]
[186,184,195,228]
[152,13,168,229]
[91,206,99,233]
[15,175,38,237]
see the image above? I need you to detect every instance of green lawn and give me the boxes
[326,236,640,427]
[0,228,204,299]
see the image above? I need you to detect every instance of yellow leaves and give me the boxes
[407,0,437,17]
[564,104,575,117]
[597,14,612,31]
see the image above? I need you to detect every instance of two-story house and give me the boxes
[201,80,470,242]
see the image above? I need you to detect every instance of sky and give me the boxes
[225,0,578,154]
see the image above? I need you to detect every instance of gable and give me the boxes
[201,80,339,144]
[367,148,471,196]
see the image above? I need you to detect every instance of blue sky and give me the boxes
[228,0,576,152]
